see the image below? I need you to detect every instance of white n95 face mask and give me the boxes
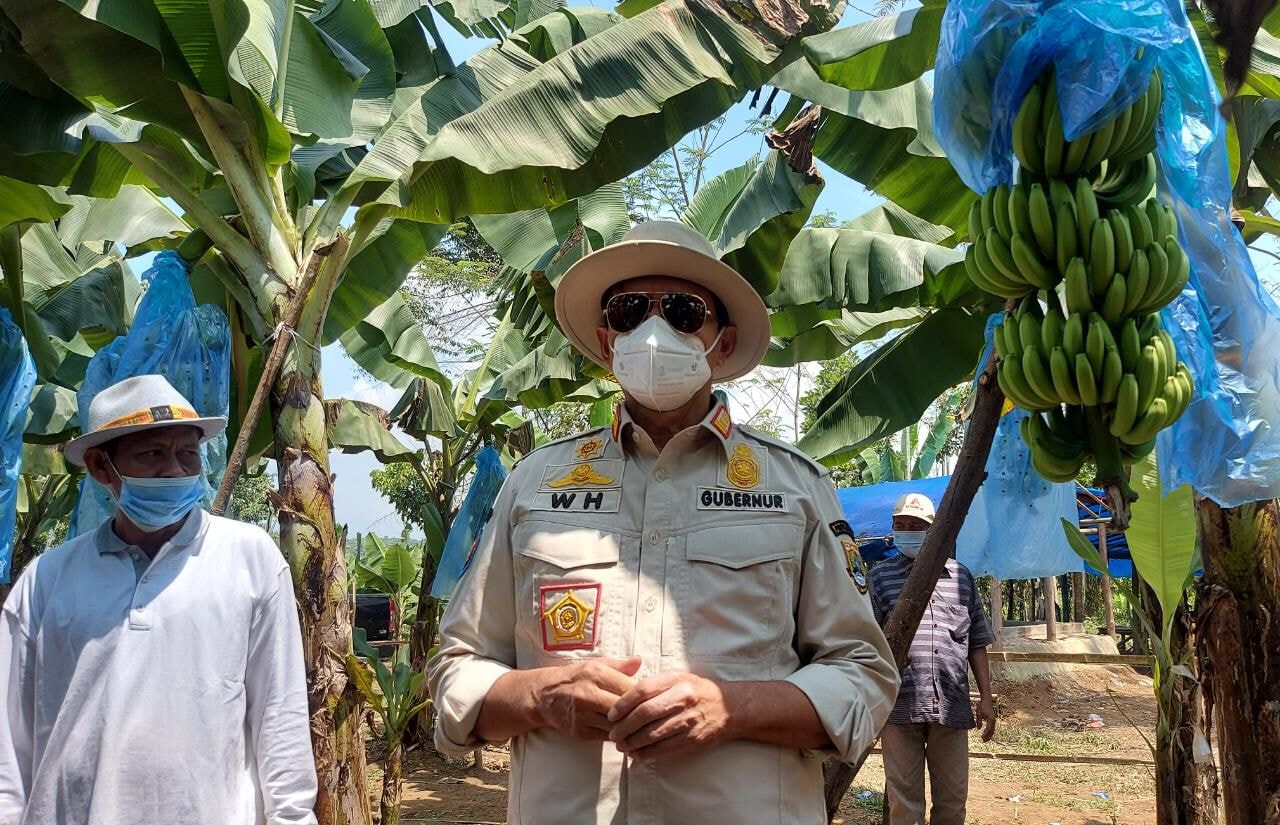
[610,315,721,412]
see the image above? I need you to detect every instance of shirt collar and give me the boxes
[96,508,207,555]
[611,399,736,458]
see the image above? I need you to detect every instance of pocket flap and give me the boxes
[686,523,800,569]
[515,522,620,569]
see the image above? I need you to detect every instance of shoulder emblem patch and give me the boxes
[547,463,615,488]
[710,405,733,440]
[575,437,605,461]
[830,520,868,593]
[540,583,601,651]
[726,443,761,489]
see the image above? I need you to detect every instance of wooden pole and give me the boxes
[1072,571,1086,623]
[1043,576,1058,641]
[990,576,1003,646]
[822,347,1006,822]
[1099,523,1115,637]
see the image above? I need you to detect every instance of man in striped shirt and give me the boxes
[868,493,996,825]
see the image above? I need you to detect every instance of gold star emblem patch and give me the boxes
[540,583,601,651]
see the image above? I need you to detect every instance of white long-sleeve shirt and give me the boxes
[0,509,317,825]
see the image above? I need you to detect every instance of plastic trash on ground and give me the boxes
[934,0,1280,506]
[69,251,231,537]
[1,308,37,583]
[432,445,508,600]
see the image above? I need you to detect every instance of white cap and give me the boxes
[893,492,936,524]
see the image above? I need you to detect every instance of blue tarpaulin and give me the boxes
[1,309,36,584]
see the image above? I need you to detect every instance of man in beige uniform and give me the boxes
[428,221,899,825]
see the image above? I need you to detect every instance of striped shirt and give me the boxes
[868,555,994,729]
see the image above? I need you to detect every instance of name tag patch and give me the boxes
[697,487,786,511]
[531,489,622,513]
[540,582,601,651]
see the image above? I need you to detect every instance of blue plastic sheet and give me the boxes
[935,0,1280,506]
[69,252,231,537]
[1,309,36,584]
[432,445,508,600]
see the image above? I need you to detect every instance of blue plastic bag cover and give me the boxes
[432,445,508,600]
[959,314,1083,579]
[935,0,1280,506]
[69,251,231,537]
[1,309,37,584]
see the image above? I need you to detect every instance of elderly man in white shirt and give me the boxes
[0,374,317,825]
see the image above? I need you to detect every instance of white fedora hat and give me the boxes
[64,374,227,467]
[554,221,771,381]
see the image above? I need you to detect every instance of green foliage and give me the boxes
[369,461,443,540]
[228,469,275,530]
[1124,451,1200,643]
[353,532,424,632]
[347,628,431,747]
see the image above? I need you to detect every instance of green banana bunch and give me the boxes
[1094,154,1157,210]
[965,184,1062,297]
[1022,410,1089,483]
[1013,71,1162,178]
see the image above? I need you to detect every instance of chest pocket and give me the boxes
[663,522,802,662]
[513,520,621,658]
[934,601,972,646]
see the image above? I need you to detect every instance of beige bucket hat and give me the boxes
[64,374,227,467]
[554,221,771,381]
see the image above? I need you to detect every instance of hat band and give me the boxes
[100,404,201,431]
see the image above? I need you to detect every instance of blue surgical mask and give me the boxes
[894,530,927,559]
[108,460,206,532]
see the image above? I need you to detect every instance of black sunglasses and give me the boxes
[603,292,710,335]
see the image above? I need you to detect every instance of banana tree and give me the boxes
[0,0,845,817]
[853,388,962,484]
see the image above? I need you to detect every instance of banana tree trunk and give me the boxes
[380,743,404,825]
[271,238,372,825]
[1194,497,1280,824]
[1135,580,1219,825]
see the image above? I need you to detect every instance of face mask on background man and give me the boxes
[894,530,927,559]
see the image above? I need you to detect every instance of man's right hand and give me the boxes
[534,656,642,741]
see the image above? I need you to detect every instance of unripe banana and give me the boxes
[1062,312,1085,359]
[1122,250,1150,316]
[1152,237,1190,307]
[981,188,996,237]
[1004,310,1023,354]
[968,243,1023,297]
[1043,91,1066,175]
[1109,374,1140,437]
[1064,257,1093,315]
[1011,233,1057,290]
[968,200,984,241]
[1109,211,1134,274]
[1086,315,1107,374]
[1143,241,1169,310]
[993,186,1013,241]
[1075,178,1100,250]
[1075,352,1100,405]
[1139,311,1162,343]
[1136,343,1161,414]
[1089,219,1115,297]
[1055,202,1079,274]
[1121,397,1169,445]
[1019,311,1043,356]
[1040,306,1065,353]
[1100,346,1123,403]
[1049,178,1074,211]
[1021,343,1059,404]
[1000,356,1052,410]
[1028,184,1056,259]
[1049,347,1082,404]
[1119,318,1141,372]
[1127,203,1153,249]
[1081,115,1116,172]
[1009,185,1034,241]
[1101,274,1128,325]
[986,229,1022,282]
[1013,83,1045,174]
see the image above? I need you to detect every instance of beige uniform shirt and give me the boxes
[428,401,899,825]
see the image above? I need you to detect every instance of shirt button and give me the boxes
[655,469,669,482]
[135,604,144,612]
[141,576,150,584]
[648,531,660,544]
[644,597,657,612]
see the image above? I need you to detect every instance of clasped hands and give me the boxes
[535,656,731,761]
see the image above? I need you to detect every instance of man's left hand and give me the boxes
[978,696,996,742]
[606,671,732,760]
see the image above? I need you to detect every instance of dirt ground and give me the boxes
[375,668,1157,824]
